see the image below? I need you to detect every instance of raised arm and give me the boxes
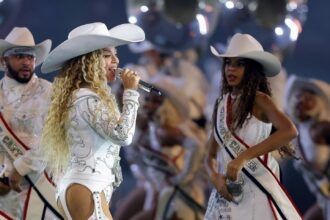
[79,89,139,146]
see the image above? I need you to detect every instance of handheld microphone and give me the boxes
[115,68,162,96]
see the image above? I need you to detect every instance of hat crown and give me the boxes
[210,33,281,76]
[5,27,35,46]
[68,22,109,39]
[226,33,264,55]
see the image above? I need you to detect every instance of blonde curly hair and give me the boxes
[41,49,120,177]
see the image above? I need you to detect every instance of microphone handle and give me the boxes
[115,68,161,96]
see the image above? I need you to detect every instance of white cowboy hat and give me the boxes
[0,27,52,71]
[285,74,330,110]
[41,22,145,73]
[210,33,281,77]
[148,75,190,122]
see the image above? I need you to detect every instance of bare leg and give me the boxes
[57,183,113,220]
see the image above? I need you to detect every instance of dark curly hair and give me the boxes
[216,58,297,159]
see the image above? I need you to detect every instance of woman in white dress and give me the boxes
[40,22,144,220]
[204,33,302,220]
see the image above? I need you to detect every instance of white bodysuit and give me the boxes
[56,88,139,220]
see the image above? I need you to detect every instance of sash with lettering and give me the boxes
[0,112,63,220]
[213,94,302,220]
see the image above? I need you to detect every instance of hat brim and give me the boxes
[41,35,128,73]
[0,39,51,71]
[210,46,281,77]
[41,24,145,73]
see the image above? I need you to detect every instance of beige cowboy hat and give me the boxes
[210,33,281,77]
[41,22,145,73]
[0,27,52,71]
[148,75,190,122]
[285,74,330,112]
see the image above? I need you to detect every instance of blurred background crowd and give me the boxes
[1,0,329,219]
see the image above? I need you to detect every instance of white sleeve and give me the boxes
[79,89,140,146]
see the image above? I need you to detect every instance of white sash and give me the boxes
[213,95,302,220]
[0,112,63,220]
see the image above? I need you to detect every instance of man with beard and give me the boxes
[285,75,330,220]
[0,27,62,219]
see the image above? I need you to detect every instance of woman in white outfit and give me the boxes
[204,33,302,220]
[40,22,144,220]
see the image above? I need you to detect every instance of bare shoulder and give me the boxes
[253,91,279,123]
[254,91,295,131]
[255,91,274,107]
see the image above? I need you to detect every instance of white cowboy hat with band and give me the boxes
[210,33,281,77]
[41,22,145,73]
[0,27,52,71]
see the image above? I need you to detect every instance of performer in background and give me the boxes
[0,27,63,219]
[125,40,209,130]
[204,33,302,220]
[285,75,330,220]
[41,22,144,220]
[114,41,210,220]
[115,76,206,220]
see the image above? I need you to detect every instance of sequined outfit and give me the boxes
[0,75,57,220]
[57,88,139,220]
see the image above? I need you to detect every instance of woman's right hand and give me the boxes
[120,68,140,90]
[211,173,233,202]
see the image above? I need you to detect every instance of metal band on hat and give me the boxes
[3,47,36,57]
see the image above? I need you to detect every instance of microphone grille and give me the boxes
[114,68,123,78]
